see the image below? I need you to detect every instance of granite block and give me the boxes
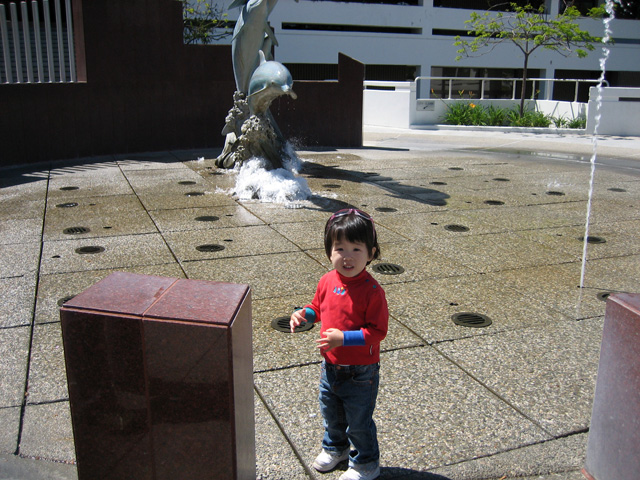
[436,317,603,437]
[35,264,186,325]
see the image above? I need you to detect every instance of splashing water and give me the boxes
[231,144,312,205]
[577,0,617,318]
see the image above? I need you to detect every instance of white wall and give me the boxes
[587,87,640,136]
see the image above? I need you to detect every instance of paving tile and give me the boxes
[0,243,40,278]
[0,407,20,455]
[183,252,327,300]
[163,225,299,262]
[27,323,68,404]
[47,169,134,198]
[43,209,158,241]
[0,326,30,407]
[149,205,264,232]
[0,274,36,328]
[0,217,44,245]
[436,318,604,437]
[44,194,148,218]
[136,190,238,210]
[254,347,550,475]
[384,274,571,344]
[40,234,175,275]
[19,402,75,463]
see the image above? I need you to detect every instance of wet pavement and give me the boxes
[1,126,639,479]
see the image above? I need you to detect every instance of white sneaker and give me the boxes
[312,449,350,472]
[339,462,380,480]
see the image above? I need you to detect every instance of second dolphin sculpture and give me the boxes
[216,52,297,169]
[216,0,298,170]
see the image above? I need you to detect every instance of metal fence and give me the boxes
[419,76,608,103]
[0,0,76,83]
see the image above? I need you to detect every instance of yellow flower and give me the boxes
[470,103,476,108]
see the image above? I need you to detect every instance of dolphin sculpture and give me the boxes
[229,0,280,94]
[247,51,297,115]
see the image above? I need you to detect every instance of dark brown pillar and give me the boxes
[60,272,254,480]
[583,293,640,480]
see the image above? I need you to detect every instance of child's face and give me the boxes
[330,238,375,278]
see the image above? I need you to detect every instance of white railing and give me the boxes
[0,0,76,84]
[417,76,608,102]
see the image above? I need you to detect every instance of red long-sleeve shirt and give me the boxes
[304,268,388,365]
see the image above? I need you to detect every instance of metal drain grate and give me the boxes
[608,187,627,192]
[580,236,606,244]
[445,224,469,232]
[449,167,464,171]
[63,226,90,235]
[271,316,314,333]
[375,207,398,213]
[196,244,225,252]
[185,191,205,197]
[484,200,505,206]
[56,202,79,208]
[178,181,197,185]
[546,191,565,196]
[75,246,105,254]
[452,312,492,328]
[430,181,447,186]
[195,216,219,222]
[493,178,510,182]
[372,263,405,275]
[60,186,79,191]
[323,184,341,189]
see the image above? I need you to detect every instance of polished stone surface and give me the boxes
[2,128,640,480]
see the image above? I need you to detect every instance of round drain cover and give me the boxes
[185,191,205,197]
[372,263,405,275]
[430,181,447,186]
[493,178,510,182]
[196,244,225,252]
[484,200,504,206]
[75,246,105,254]
[596,292,611,302]
[375,207,398,213]
[60,186,79,191]
[449,167,464,171]
[178,181,197,185]
[63,226,90,235]
[452,312,492,328]
[57,295,76,307]
[546,191,565,196]
[56,202,79,208]
[271,316,314,333]
[195,216,219,222]
[445,224,469,232]
[323,184,341,189]
[579,236,606,244]
[608,187,626,193]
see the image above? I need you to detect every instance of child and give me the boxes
[290,208,388,480]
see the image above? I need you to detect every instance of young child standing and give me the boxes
[290,208,388,480]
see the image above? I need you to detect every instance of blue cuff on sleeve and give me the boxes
[303,307,316,322]
[342,330,365,346]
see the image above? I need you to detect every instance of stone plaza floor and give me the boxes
[1,127,639,479]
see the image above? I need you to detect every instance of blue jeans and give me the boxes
[319,362,380,467]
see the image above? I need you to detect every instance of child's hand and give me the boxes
[317,328,344,353]
[290,309,307,333]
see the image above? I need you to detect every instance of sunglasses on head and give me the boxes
[328,208,376,237]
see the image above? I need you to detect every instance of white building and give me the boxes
[213,0,640,102]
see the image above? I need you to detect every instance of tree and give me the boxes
[454,3,603,116]
[178,0,232,45]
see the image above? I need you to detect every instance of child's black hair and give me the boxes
[324,209,380,264]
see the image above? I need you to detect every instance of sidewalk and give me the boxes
[1,128,639,479]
